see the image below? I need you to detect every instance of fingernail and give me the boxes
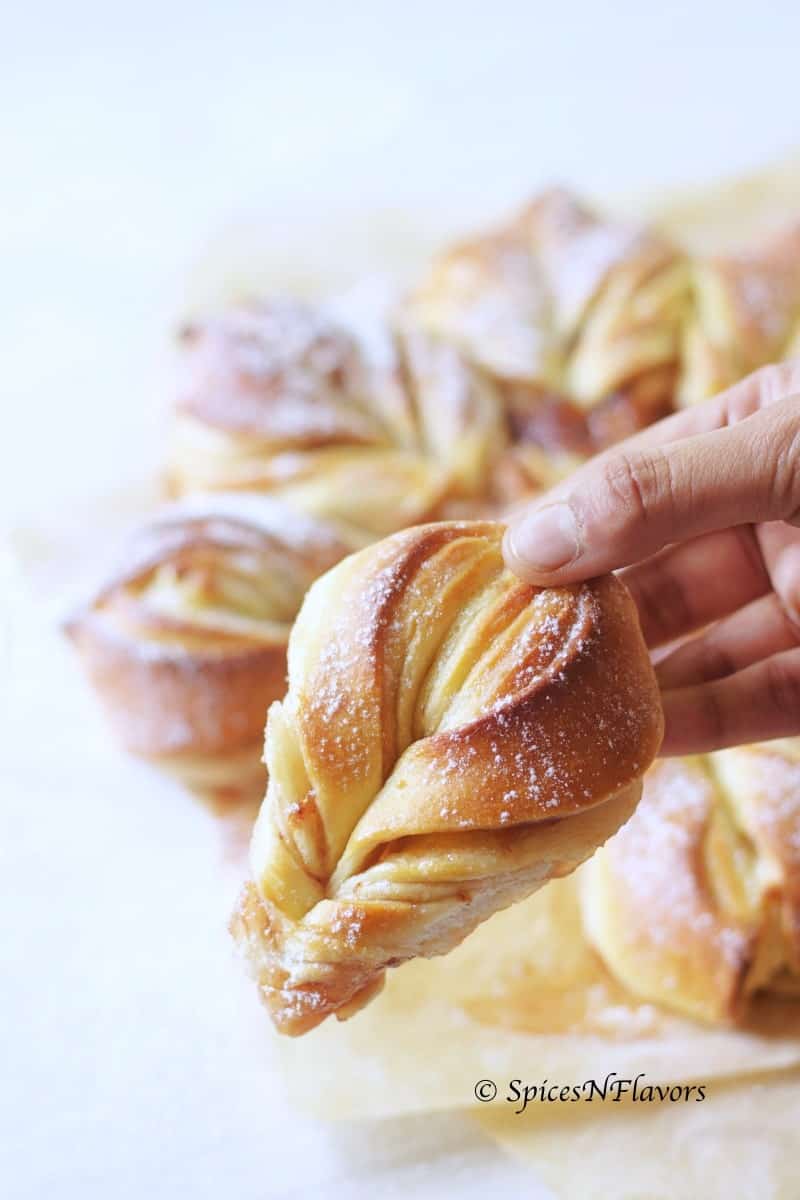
[507,503,580,572]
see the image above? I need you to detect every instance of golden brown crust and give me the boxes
[231,521,663,1034]
[581,741,800,1024]
[64,494,361,800]
[164,195,800,521]
[173,446,454,538]
[167,301,474,533]
[66,611,287,758]
[404,188,688,439]
[710,741,800,993]
[393,324,508,497]
[175,300,381,445]
[167,192,690,528]
[678,222,800,404]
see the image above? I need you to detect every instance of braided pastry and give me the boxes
[405,187,689,454]
[166,194,693,535]
[581,741,800,1024]
[167,299,451,535]
[64,494,362,801]
[230,521,663,1034]
[393,323,507,499]
[678,222,800,405]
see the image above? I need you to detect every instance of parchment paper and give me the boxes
[474,1068,800,1200]
[277,876,800,1119]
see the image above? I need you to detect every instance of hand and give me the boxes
[503,362,800,756]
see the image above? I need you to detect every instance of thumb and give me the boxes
[503,396,800,584]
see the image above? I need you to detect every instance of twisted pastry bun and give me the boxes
[165,295,566,529]
[581,740,800,1024]
[166,194,692,538]
[64,494,362,802]
[678,222,800,405]
[393,323,507,499]
[167,300,452,536]
[489,443,586,512]
[231,521,663,1034]
[173,297,419,456]
[404,188,688,453]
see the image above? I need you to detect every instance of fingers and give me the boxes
[660,647,800,756]
[593,358,800,456]
[550,359,800,486]
[504,360,800,523]
[655,593,800,689]
[500,364,800,755]
[619,525,769,648]
[503,393,800,585]
[757,521,800,620]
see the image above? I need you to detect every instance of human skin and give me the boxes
[503,361,800,756]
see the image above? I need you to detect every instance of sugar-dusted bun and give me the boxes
[581,740,800,1024]
[231,520,663,1034]
[393,323,508,498]
[678,222,800,405]
[167,299,485,533]
[64,494,363,802]
[404,187,688,449]
[173,298,411,453]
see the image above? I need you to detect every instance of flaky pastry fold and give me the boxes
[678,222,800,404]
[167,299,457,534]
[231,521,663,1033]
[582,740,800,1023]
[64,494,362,801]
[404,188,689,453]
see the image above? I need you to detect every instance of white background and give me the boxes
[3,3,800,1197]
[4,0,800,524]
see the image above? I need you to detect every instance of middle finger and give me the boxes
[619,524,770,648]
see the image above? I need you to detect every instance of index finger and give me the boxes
[503,393,800,584]
[599,358,800,458]
[521,358,800,514]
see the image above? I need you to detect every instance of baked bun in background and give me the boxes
[404,187,689,453]
[678,221,800,405]
[166,299,458,535]
[164,289,583,535]
[64,494,363,803]
[581,739,800,1024]
[165,192,698,538]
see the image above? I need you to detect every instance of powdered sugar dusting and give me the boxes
[605,758,749,967]
[177,298,384,443]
